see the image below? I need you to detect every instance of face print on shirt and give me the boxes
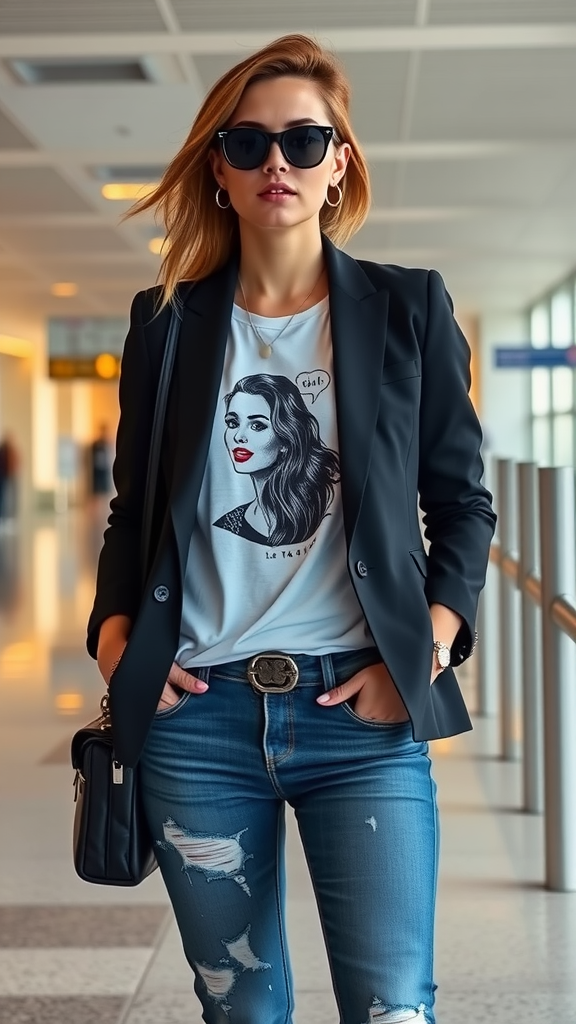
[213,373,339,547]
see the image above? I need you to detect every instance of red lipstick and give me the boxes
[233,447,253,463]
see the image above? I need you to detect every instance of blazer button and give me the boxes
[153,585,170,602]
[355,560,368,578]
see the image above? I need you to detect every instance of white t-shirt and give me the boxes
[177,296,371,668]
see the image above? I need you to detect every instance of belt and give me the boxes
[247,651,299,693]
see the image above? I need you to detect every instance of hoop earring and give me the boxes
[216,187,231,209]
[325,183,343,208]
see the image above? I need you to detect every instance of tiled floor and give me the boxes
[1,512,575,1023]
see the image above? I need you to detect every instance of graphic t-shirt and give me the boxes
[177,297,371,668]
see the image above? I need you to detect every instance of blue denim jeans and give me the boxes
[140,649,439,1024]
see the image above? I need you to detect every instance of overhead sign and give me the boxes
[48,317,128,380]
[495,346,576,369]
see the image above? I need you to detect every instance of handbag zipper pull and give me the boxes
[73,769,85,801]
[112,760,124,785]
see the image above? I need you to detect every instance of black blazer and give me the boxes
[88,236,496,767]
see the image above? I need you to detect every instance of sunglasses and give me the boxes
[216,125,335,171]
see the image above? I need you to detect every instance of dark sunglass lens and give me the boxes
[225,128,267,169]
[283,126,328,167]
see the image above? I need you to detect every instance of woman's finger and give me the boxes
[316,672,365,706]
[167,662,209,694]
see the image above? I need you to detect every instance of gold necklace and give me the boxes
[238,271,324,359]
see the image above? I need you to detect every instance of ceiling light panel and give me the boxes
[412,50,576,141]
[0,168,94,215]
[171,0,418,32]
[0,0,168,34]
[0,107,36,150]
[429,0,576,24]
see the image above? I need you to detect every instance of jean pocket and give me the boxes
[341,702,411,729]
[154,690,192,718]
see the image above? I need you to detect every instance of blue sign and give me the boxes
[495,346,576,369]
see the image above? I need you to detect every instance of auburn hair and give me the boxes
[128,34,371,306]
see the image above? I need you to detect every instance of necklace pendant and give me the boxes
[259,343,273,359]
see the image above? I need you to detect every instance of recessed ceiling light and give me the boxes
[94,353,120,380]
[101,183,158,201]
[148,237,168,255]
[51,282,78,297]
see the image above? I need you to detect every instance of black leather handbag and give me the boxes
[71,304,181,885]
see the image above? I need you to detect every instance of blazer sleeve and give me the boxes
[417,269,497,663]
[86,291,156,658]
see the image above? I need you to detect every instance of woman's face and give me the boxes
[210,75,350,233]
[224,392,282,474]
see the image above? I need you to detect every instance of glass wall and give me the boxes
[529,275,576,466]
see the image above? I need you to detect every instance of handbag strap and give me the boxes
[140,303,181,588]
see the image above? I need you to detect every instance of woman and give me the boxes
[89,34,496,1024]
[215,372,340,545]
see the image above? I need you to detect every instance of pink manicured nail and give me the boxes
[195,681,209,692]
[316,693,330,704]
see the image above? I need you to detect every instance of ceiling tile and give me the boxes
[398,150,576,207]
[37,261,156,283]
[173,0,417,32]
[1,226,133,255]
[0,264,36,283]
[340,52,410,144]
[367,162,398,207]
[0,168,94,215]
[411,50,576,141]
[2,84,197,152]
[0,0,168,34]
[429,0,576,24]
[0,106,36,150]
[386,212,529,251]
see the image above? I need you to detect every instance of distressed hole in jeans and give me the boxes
[195,962,237,1013]
[157,819,252,894]
[365,999,427,1023]
[224,926,271,971]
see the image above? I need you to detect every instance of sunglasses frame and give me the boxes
[216,125,335,170]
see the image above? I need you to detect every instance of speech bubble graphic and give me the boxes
[296,369,331,405]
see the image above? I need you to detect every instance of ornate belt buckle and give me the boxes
[247,652,299,694]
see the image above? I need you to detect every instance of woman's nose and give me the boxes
[234,427,247,443]
[264,141,288,174]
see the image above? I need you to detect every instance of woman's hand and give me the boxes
[316,662,410,723]
[156,662,209,712]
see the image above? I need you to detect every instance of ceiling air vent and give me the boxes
[8,58,150,84]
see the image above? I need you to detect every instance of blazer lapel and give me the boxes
[169,256,238,575]
[323,238,390,545]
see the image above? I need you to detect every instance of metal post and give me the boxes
[539,467,576,891]
[477,566,499,717]
[477,453,500,718]
[498,459,522,760]
[518,463,544,813]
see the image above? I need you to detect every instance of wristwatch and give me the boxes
[433,641,451,671]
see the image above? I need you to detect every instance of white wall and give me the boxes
[479,311,532,466]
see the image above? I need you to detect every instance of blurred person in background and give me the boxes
[88,35,496,1024]
[0,432,20,525]
[89,423,113,496]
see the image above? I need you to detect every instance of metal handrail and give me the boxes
[551,596,576,643]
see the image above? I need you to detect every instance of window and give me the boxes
[528,276,576,466]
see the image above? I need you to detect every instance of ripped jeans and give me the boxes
[140,649,439,1024]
